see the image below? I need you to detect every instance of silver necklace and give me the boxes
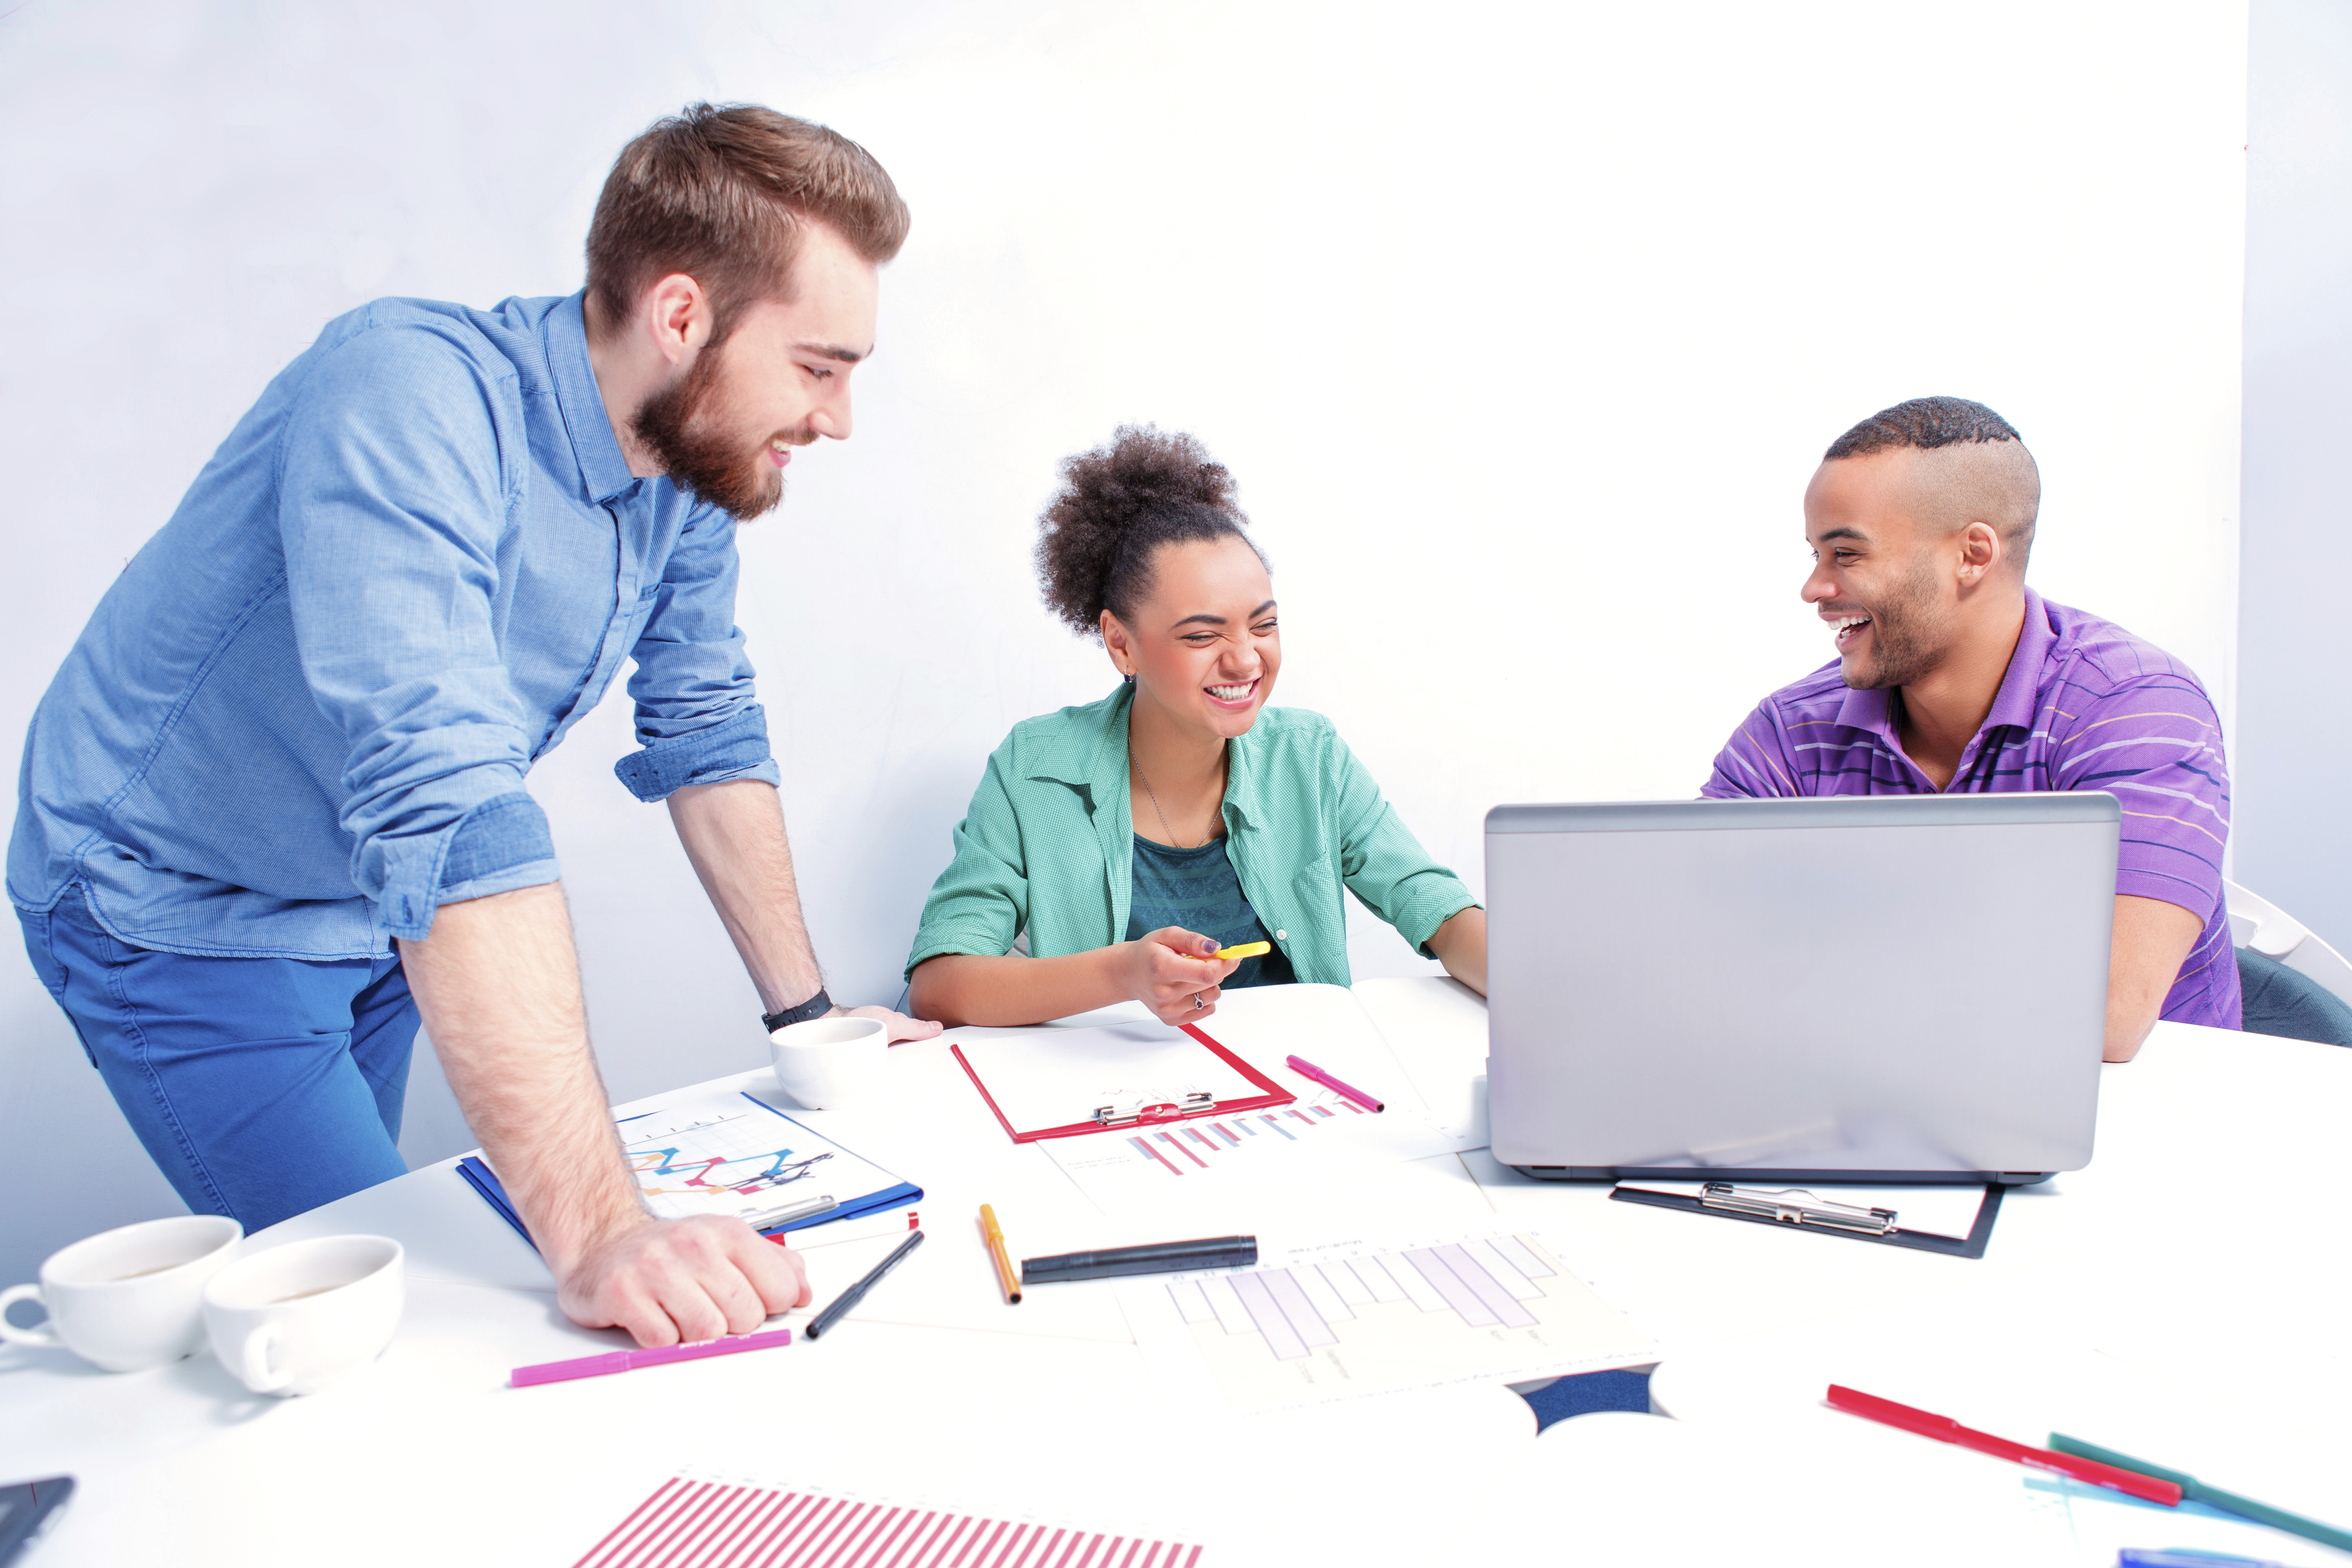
[1134,766,1205,849]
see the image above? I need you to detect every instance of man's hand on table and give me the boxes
[555,1212,812,1347]
[833,1003,941,1043]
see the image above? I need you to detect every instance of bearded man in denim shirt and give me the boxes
[9,104,937,1347]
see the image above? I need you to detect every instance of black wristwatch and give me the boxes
[761,988,833,1034]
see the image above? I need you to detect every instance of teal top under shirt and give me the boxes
[904,682,1479,984]
[1124,834,1298,989]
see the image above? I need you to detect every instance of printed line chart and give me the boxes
[1121,1230,1657,1411]
[619,1107,829,1218]
[610,1094,901,1226]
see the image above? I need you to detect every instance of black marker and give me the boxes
[805,1229,924,1339]
[1020,1236,1257,1284]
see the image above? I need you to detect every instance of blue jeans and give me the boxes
[18,888,419,1230]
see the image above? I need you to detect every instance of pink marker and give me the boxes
[1285,1054,1384,1113]
[511,1327,793,1388]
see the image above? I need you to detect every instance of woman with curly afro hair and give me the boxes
[904,425,1486,1027]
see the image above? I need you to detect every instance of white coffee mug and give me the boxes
[202,1234,404,1397]
[769,1015,888,1109]
[0,1215,243,1372]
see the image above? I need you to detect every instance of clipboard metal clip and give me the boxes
[1701,1182,1897,1236]
[1094,1090,1214,1128]
[740,1192,842,1231]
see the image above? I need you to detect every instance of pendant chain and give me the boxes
[1134,766,1197,849]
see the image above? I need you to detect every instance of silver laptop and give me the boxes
[1486,794,2118,1185]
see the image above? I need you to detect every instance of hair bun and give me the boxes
[1035,425,1257,636]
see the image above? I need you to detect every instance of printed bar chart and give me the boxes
[1125,1231,1656,1410]
[1043,1089,1387,1214]
[574,1476,1201,1568]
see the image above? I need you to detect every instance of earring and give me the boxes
[1123,671,1134,684]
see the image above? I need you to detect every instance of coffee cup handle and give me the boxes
[0,1284,62,1348]
[239,1323,295,1393]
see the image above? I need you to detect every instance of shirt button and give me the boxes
[1274,931,1286,941]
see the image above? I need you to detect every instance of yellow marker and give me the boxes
[1214,941,1271,961]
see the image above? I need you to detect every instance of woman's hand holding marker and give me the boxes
[1119,928,1241,1024]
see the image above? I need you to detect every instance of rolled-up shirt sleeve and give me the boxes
[904,746,1031,977]
[2049,666,2231,925]
[1324,728,1477,955]
[277,325,561,942]
[612,503,780,802]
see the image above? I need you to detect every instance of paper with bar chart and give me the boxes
[572,1474,1201,1568]
[1120,1229,1656,1410]
[1039,1087,1468,1218]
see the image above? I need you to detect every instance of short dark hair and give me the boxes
[1035,426,1264,636]
[585,103,910,345]
[1824,396,2022,461]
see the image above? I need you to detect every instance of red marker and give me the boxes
[1825,1385,2183,1506]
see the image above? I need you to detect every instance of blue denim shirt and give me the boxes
[8,293,778,958]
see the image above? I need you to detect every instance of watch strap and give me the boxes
[761,987,833,1034]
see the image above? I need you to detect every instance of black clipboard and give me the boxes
[1609,1181,2005,1258]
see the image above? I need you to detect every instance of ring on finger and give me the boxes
[1192,993,1205,1009]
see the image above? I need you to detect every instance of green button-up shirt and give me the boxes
[905,684,1477,984]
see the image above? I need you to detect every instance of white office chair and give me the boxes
[2222,878,2352,1008]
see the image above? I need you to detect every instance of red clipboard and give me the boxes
[951,1021,1296,1143]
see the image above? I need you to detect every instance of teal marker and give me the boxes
[2050,1434,2352,1555]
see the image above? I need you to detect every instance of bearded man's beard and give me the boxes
[631,345,784,521]
[1843,556,1952,691]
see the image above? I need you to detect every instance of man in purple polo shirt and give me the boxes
[1703,396,2238,1062]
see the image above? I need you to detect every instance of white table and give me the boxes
[5,981,2348,1566]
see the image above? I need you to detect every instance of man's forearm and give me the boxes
[668,779,824,1013]
[397,883,642,1272]
[2103,893,2205,1063]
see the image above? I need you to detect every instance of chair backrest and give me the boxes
[2222,878,2352,1009]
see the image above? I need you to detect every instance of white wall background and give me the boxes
[0,0,2247,1286]
[2234,0,2352,951]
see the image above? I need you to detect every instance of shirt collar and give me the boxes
[1025,681,1263,829]
[1027,682,1134,795]
[1830,586,2052,748]
[1982,587,2054,731]
[1221,728,1265,829]
[546,292,639,505]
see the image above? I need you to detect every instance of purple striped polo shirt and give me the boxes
[1702,589,2240,1029]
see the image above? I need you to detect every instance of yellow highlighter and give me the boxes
[1214,941,1271,961]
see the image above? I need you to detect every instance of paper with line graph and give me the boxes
[456,1088,920,1244]
[615,1091,911,1228]
[1118,1229,1655,1410]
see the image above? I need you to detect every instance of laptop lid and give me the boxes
[1485,793,2118,1182]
